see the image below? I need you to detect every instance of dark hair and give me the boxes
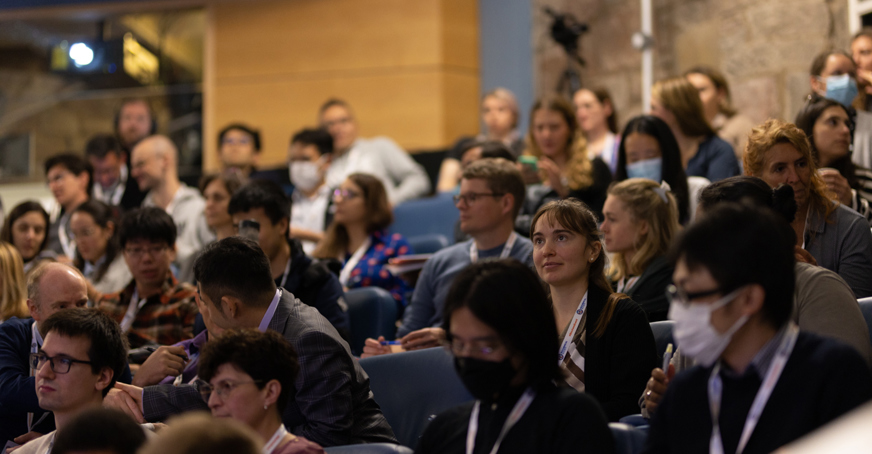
[193,237,276,312]
[199,172,246,198]
[683,66,737,117]
[318,98,352,117]
[809,49,855,76]
[218,124,261,152]
[461,158,526,218]
[53,408,146,454]
[669,203,795,329]
[795,97,858,188]
[460,140,517,163]
[312,173,393,259]
[72,200,121,283]
[40,308,128,397]
[84,134,123,160]
[118,207,176,248]
[699,176,797,228]
[615,115,692,223]
[291,127,334,156]
[198,329,299,413]
[227,180,291,234]
[44,153,94,196]
[0,201,50,259]
[441,259,562,386]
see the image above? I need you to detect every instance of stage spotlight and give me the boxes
[69,43,94,67]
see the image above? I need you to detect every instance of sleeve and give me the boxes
[312,272,351,342]
[0,324,40,415]
[396,255,440,338]
[289,330,358,446]
[376,138,431,205]
[703,140,741,182]
[816,343,872,425]
[835,212,872,297]
[384,235,413,307]
[142,383,208,422]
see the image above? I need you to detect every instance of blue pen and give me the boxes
[380,340,403,345]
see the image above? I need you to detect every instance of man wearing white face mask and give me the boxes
[643,204,872,454]
[287,128,334,254]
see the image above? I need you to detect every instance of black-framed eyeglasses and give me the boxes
[123,245,168,259]
[198,379,264,403]
[30,352,92,374]
[665,284,723,307]
[452,192,505,205]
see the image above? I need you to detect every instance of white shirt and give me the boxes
[291,185,331,255]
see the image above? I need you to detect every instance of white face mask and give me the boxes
[668,286,749,367]
[289,160,323,192]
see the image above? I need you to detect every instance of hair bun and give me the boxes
[771,184,798,224]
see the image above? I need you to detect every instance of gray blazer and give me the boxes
[804,203,872,298]
[142,290,396,447]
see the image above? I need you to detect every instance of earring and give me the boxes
[589,257,595,262]
[264,404,268,410]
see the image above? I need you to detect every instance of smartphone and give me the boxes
[239,219,261,242]
[519,155,539,173]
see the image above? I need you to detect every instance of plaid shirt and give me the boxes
[97,275,199,349]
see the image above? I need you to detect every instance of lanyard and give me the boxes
[28,322,47,432]
[557,291,588,363]
[278,257,292,289]
[469,232,517,264]
[708,323,799,454]
[339,237,371,287]
[57,216,76,259]
[466,387,536,454]
[120,288,149,333]
[263,424,289,454]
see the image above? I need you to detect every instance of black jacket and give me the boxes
[614,255,674,322]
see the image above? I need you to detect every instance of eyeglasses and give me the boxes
[46,172,72,185]
[332,188,361,200]
[70,227,98,240]
[452,192,505,205]
[665,284,723,307]
[123,245,168,259]
[221,137,252,146]
[198,379,263,403]
[322,117,353,128]
[30,352,92,374]
[444,337,503,357]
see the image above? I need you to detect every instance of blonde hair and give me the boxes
[0,242,28,321]
[605,179,680,281]
[743,119,835,223]
[483,87,520,130]
[525,96,594,189]
[652,77,716,137]
[138,412,261,454]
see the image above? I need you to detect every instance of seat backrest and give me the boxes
[649,320,675,360]
[858,297,872,348]
[406,233,450,254]
[324,443,414,454]
[609,422,648,454]
[344,287,398,356]
[359,347,474,448]
[390,193,459,242]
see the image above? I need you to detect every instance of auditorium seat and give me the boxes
[406,233,450,254]
[857,297,872,348]
[390,192,459,243]
[650,320,675,360]
[610,422,648,454]
[344,287,398,356]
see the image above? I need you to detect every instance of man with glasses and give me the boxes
[97,207,198,350]
[14,308,129,454]
[362,158,533,356]
[318,98,429,205]
[44,154,93,260]
[644,203,872,454]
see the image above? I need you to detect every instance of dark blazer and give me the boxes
[618,255,674,323]
[118,172,146,212]
[584,285,659,422]
[142,290,396,447]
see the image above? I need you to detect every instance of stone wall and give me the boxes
[532,0,850,130]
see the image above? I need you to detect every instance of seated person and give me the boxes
[418,259,614,454]
[0,263,90,444]
[602,179,680,322]
[516,95,612,228]
[452,141,518,243]
[650,77,740,182]
[0,201,55,272]
[219,123,292,191]
[685,66,756,161]
[362,158,534,356]
[615,115,709,224]
[531,198,658,421]
[312,173,412,312]
[103,237,397,447]
[14,308,129,454]
[0,242,28,323]
[52,408,147,454]
[288,128,334,254]
[199,329,325,454]
[97,208,198,349]
[319,99,430,205]
[228,180,348,338]
[574,87,621,174]
[44,153,92,260]
[70,200,132,294]
[85,134,146,212]
[643,203,872,453]
[200,172,246,242]
[743,118,872,297]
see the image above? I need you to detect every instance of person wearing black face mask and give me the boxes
[416,259,614,454]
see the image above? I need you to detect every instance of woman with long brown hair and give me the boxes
[530,198,657,421]
[0,241,28,323]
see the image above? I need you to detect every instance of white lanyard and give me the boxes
[557,290,588,363]
[339,237,371,287]
[57,217,76,259]
[263,424,289,454]
[28,322,45,432]
[120,288,149,333]
[469,232,517,263]
[708,323,799,454]
[278,257,292,289]
[466,387,536,454]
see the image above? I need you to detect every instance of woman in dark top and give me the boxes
[531,198,658,421]
[417,259,614,454]
[602,179,680,322]
[651,77,740,182]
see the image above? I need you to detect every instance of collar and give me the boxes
[721,324,789,380]
[32,320,44,347]
[258,289,283,332]
[188,329,209,355]
[83,255,108,277]
[804,201,832,235]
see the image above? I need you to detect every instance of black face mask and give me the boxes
[454,356,516,401]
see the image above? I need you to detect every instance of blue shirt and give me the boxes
[686,135,741,182]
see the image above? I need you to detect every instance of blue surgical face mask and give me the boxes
[823,74,859,108]
[626,157,662,182]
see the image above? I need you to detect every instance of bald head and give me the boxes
[26,262,89,325]
[131,135,179,192]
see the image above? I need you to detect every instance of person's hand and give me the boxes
[516,163,541,185]
[859,69,872,90]
[103,383,145,423]
[132,346,188,387]
[819,169,853,206]
[361,337,392,358]
[9,431,42,451]
[537,157,569,197]
[795,246,818,266]
[401,328,446,351]
[643,365,674,416]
